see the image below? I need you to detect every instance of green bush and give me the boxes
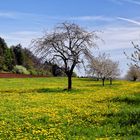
[29,69,38,75]
[29,69,52,76]
[45,71,53,76]
[13,65,30,75]
[72,71,77,77]
[37,70,48,76]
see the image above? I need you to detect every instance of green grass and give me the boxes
[0,77,140,139]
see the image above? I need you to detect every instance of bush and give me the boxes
[29,69,38,75]
[13,65,30,75]
[72,71,77,77]
[37,70,49,76]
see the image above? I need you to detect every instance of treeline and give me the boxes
[0,37,66,76]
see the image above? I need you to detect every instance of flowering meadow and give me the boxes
[0,78,140,139]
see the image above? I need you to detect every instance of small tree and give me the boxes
[125,65,140,81]
[124,42,140,68]
[32,22,98,90]
[87,53,120,86]
[106,59,120,85]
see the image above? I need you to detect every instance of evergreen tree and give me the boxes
[4,48,15,71]
[0,37,8,70]
[11,44,25,66]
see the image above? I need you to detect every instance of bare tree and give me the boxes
[125,65,140,81]
[31,22,98,90]
[124,42,140,68]
[106,59,120,85]
[87,53,120,86]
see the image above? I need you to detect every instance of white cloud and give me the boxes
[69,16,113,22]
[118,17,140,26]
[109,0,140,5]
[0,11,114,23]
[0,12,17,19]
[122,0,140,5]
[0,31,41,48]
[108,0,123,5]
[98,26,140,51]
[0,11,46,21]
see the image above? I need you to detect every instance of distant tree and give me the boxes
[23,48,37,69]
[125,65,140,81]
[4,48,15,71]
[32,22,98,90]
[107,59,120,85]
[0,37,8,70]
[11,44,25,66]
[0,37,7,54]
[124,42,140,68]
[87,53,120,86]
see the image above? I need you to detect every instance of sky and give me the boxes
[0,0,140,77]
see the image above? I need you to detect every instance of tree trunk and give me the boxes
[96,78,99,81]
[68,75,72,90]
[102,78,105,86]
[133,76,137,81]
[110,78,112,85]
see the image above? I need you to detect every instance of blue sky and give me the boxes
[0,0,140,76]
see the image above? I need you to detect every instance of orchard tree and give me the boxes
[125,65,140,81]
[106,59,120,85]
[31,22,98,90]
[87,53,120,86]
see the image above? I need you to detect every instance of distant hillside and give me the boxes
[0,37,65,77]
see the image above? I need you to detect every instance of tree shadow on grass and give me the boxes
[110,94,140,105]
[79,78,99,82]
[37,88,81,94]
[100,94,140,137]
[79,78,123,84]
[101,110,140,136]
[97,93,140,105]
[84,83,122,88]
[101,93,140,128]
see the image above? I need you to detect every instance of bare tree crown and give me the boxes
[124,42,140,68]
[32,22,98,74]
[87,53,120,79]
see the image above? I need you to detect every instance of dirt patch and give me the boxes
[0,73,48,78]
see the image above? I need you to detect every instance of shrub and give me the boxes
[72,71,77,77]
[29,69,38,75]
[13,65,30,75]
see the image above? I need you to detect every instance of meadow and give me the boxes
[0,77,140,140]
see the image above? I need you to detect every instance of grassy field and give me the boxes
[0,77,140,139]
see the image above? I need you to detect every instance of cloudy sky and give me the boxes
[0,0,140,76]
